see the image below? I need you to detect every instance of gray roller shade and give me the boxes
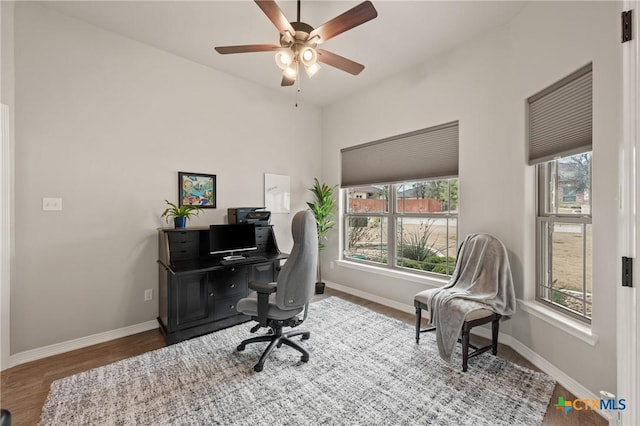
[341,121,459,187]
[527,63,592,165]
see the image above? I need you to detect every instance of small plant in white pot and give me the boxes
[161,200,201,228]
[307,178,337,294]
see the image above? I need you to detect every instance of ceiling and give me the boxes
[38,1,528,107]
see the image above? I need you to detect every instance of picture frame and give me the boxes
[178,172,216,208]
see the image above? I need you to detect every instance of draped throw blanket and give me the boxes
[425,233,516,362]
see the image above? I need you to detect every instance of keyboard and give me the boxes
[220,256,266,266]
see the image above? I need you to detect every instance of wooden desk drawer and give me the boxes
[167,231,198,246]
[255,227,270,252]
[214,296,241,320]
[255,226,270,242]
[214,279,246,298]
[167,231,199,262]
[211,267,248,298]
[170,247,199,262]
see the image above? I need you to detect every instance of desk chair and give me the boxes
[1,409,11,426]
[236,210,318,372]
[414,233,515,372]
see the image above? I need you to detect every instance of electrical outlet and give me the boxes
[144,289,153,301]
[42,197,62,211]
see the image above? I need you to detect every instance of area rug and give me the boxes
[40,297,555,425]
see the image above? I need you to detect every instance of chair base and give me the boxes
[237,321,310,372]
[415,301,501,372]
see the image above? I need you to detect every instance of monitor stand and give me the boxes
[223,254,245,261]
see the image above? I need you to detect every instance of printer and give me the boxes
[228,207,271,226]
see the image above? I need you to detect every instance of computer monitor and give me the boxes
[209,223,257,256]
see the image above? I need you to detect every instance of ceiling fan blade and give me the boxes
[281,75,295,86]
[309,1,378,43]
[255,0,295,36]
[317,49,365,75]
[215,44,280,54]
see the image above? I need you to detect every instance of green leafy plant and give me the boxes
[398,221,438,261]
[307,178,337,284]
[161,200,201,223]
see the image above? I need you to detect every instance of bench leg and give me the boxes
[415,307,422,344]
[461,322,470,372]
[492,316,500,356]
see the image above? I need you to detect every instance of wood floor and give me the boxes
[1,288,606,426]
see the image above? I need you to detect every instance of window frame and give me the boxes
[535,153,592,323]
[342,178,459,278]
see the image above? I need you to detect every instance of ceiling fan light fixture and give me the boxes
[274,49,294,69]
[304,62,321,78]
[300,46,317,67]
[283,63,298,79]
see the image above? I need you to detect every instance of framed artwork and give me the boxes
[264,173,290,213]
[178,172,216,208]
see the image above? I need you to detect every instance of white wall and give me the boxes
[1,0,16,371]
[322,1,620,396]
[11,3,321,354]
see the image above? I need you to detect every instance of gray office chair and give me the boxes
[236,210,318,372]
[0,409,11,426]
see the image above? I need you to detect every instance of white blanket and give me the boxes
[425,233,516,362]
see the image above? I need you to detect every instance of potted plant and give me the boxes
[161,200,201,228]
[307,178,337,294]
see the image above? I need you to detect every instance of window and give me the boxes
[340,121,459,277]
[536,153,592,321]
[528,63,592,322]
[344,178,458,276]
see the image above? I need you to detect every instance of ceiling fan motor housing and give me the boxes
[280,21,318,50]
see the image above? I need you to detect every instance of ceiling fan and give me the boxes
[215,0,378,86]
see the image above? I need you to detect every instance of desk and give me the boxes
[157,225,287,344]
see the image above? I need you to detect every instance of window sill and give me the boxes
[336,259,449,288]
[517,299,598,346]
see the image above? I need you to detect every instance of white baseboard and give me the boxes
[8,320,158,368]
[325,280,416,315]
[325,280,609,421]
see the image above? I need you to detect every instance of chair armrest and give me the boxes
[249,281,276,326]
[249,281,277,294]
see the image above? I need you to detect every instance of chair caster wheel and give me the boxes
[301,355,309,363]
[237,345,245,351]
[253,364,263,372]
[301,334,310,340]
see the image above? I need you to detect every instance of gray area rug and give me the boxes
[40,297,555,425]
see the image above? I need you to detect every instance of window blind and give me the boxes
[340,121,459,187]
[527,63,592,165]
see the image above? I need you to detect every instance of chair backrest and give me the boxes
[275,210,318,310]
[447,233,515,312]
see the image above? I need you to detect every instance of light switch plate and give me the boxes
[42,197,62,211]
